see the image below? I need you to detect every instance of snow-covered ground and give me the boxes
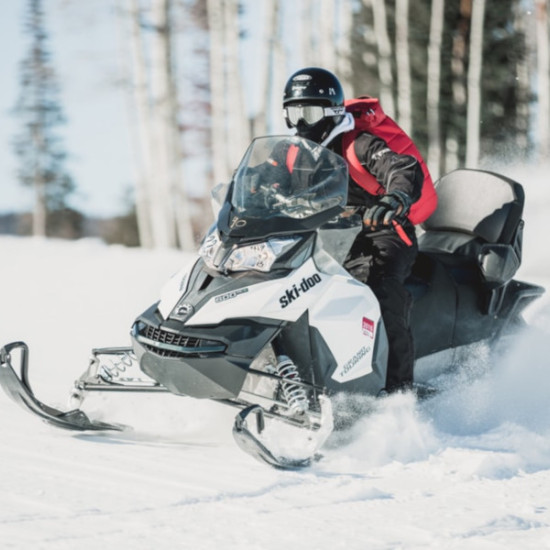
[2,168,550,549]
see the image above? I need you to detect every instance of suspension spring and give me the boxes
[276,355,308,415]
[98,352,137,382]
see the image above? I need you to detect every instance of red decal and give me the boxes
[362,317,375,339]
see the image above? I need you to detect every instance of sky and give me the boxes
[1,1,546,221]
[0,0,287,219]
[0,0,148,218]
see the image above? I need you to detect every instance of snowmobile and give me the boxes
[0,135,544,469]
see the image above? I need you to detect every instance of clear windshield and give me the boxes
[230,136,348,221]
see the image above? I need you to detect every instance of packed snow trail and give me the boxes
[1,235,550,549]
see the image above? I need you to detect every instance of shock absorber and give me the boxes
[275,355,308,415]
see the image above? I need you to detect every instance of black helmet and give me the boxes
[283,67,345,143]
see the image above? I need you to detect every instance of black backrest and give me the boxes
[422,169,524,245]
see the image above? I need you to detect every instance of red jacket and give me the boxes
[341,97,437,225]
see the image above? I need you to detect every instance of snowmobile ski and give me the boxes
[232,405,319,469]
[0,341,125,432]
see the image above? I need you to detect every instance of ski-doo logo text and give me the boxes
[279,274,322,308]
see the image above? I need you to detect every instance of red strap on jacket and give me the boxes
[286,144,299,174]
[342,97,437,225]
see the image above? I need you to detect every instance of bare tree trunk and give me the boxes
[319,0,337,72]
[163,6,194,251]
[33,184,47,237]
[206,0,227,187]
[536,0,550,159]
[33,166,47,236]
[513,1,531,155]
[427,0,445,179]
[300,0,315,67]
[367,0,395,117]
[465,0,485,168]
[266,0,286,134]
[207,0,248,184]
[251,0,275,136]
[395,0,412,133]
[31,123,47,236]
[224,0,249,170]
[336,0,353,95]
[150,0,180,248]
[127,0,153,248]
[446,0,471,171]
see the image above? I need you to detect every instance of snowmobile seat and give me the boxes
[418,168,524,314]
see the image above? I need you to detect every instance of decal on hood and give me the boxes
[338,345,371,379]
[362,317,375,339]
[214,287,249,303]
[279,273,322,308]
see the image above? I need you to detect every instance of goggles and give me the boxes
[284,104,345,127]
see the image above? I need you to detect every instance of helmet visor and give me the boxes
[284,105,345,127]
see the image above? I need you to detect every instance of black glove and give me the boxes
[363,191,412,229]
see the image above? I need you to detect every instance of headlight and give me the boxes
[198,230,223,270]
[199,232,301,273]
[224,238,301,272]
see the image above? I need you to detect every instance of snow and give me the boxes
[2,169,550,548]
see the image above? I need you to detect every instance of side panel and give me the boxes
[308,277,382,383]
[408,253,457,358]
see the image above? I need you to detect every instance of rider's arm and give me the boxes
[353,132,423,202]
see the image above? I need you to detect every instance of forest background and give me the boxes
[0,0,548,250]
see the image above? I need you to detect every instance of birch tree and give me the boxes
[151,0,194,249]
[395,0,412,133]
[265,0,287,135]
[536,0,550,159]
[336,0,354,95]
[319,0,337,72]
[223,0,250,169]
[299,0,316,67]
[367,0,395,117]
[427,0,445,178]
[206,0,226,186]
[128,0,154,248]
[251,0,276,136]
[207,0,249,185]
[126,0,194,249]
[466,0,486,167]
[446,0,471,171]
[513,1,531,154]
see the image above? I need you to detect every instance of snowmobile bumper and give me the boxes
[130,314,283,400]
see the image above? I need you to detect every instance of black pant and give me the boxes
[344,226,418,391]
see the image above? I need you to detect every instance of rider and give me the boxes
[282,67,424,393]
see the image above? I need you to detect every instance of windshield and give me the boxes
[222,136,348,239]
